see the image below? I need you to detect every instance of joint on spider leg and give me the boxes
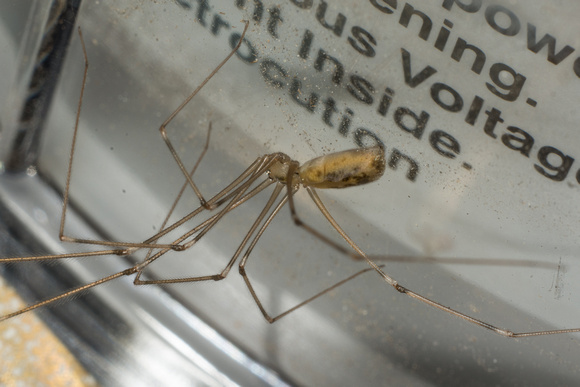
[239,266,246,276]
[171,244,186,252]
[114,249,130,256]
[393,282,407,294]
[500,329,515,338]
[159,125,168,138]
[200,198,216,210]
[203,200,217,210]
[133,273,144,285]
[122,267,138,276]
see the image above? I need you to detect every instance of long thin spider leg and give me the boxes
[142,122,214,264]
[138,155,275,252]
[134,179,286,285]
[130,176,277,285]
[284,163,390,280]
[133,155,277,255]
[0,249,127,263]
[59,23,252,252]
[0,203,216,265]
[205,154,281,208]
[202,154,273,209]
[174,158,275,251]
[1,157,273,265]
[171,154,282,251]
[400,287,580,338]
[145,152,277,252]
[0,267,138,322]
[53,149,274,256]
[133,190,250,284]
[159,21,250,209]
[132,156,285,279]
[245,265,380,323]
[58,26,87,242]
[1,168,278,321]
[366,254,557,269]
[56,23,260,256]
[132,176,278,282]
[238,186,292,263]
[303,188,391,281]
[186,178,277,244]
[106,153,277,253]
[302,185,580,338]
[151,122,214,245]
[54,28,195,251]
[237,184,381,322]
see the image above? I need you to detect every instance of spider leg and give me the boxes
[158,21,249,209]
[238,182,381,323]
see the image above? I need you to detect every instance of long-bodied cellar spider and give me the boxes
[1,17,579,347]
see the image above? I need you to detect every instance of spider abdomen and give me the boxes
[298,146,386,189]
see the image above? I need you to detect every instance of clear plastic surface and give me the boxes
[1,1,580,386]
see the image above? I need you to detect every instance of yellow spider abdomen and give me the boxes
[298,146,386,189]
